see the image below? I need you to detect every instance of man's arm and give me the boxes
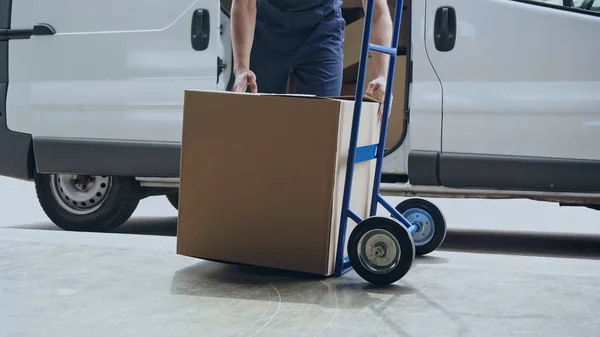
[361,0,394,78]
[231,0,257,75]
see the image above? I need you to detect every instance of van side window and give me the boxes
[573,0,600,11]
[533,0,600,12]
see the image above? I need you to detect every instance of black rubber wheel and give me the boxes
[166,193,179,210]
[394,198,447,256]
[348,216,415,285]
[34,173,141,232]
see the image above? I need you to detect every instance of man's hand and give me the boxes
[233,69,258,93]
[366,76,392,122]
[360,0,393,122]
[231,0,257,92]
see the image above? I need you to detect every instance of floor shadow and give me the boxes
[9,222,63,231]
[8,216,178,236]
[440,229,600,260]
[115,223,600,260]
[170,261,418,309]
[413,255,450,266]
[9,218,600,260]
[114,217,177,236]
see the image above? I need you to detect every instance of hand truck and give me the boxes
[335,0,447,285]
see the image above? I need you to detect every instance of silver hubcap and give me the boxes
[50,174,112,215]
[357,229,401,274]
[403,208,435,246]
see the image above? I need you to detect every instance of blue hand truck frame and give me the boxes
[333,0,446,285]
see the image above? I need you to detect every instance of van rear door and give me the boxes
[5,0,222,177]
[0,0,35,180]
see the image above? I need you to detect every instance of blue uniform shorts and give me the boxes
[249,0,345,96]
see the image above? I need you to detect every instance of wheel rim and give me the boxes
[49,174,112,215]
[357,228,401,275]
[403,208,435,246]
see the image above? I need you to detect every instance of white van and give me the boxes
[1,0,599,232]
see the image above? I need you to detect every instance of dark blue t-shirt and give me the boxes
[256,0,343,33]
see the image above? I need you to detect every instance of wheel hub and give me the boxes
[372,243,387,258]
[50,174,112,215]
[72,176,93,191]
[403,208,435,246]
[358,229,401,274]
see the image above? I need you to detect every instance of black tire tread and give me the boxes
[395,198,447,256]
[34,174,141,232]
[348,216,415,285]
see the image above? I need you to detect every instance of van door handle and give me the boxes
[0,23,55,41]
[434,6,456,52]
[191,9,210,51]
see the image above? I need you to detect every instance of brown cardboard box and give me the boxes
[343,5,409,70]
[342,55,379,84]
[341,56,406,149]
[341,83,357,96]
[177,90,381,276]
[383,55,407,149]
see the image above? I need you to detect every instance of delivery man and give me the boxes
[230,0,394,118]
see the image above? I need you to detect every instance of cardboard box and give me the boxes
[342,56,407,149]
[342,55,379,84]
[343,5,409,70]
[341,83,358,96]
[176,91,381,276]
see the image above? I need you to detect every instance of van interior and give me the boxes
[219,0,411,155]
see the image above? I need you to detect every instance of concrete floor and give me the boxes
[3,228,600,337]
[2,177,600,336]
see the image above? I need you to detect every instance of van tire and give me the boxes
[34,173,141,232]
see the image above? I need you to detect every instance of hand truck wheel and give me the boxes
[348,216,415,285]
[394,198,447,256]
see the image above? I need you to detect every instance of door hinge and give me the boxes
[219,24,223,35]
[407,59,413,84]
[217,57,227,83]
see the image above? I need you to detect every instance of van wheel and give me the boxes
[34,173,141,232]
[166,193,179,210]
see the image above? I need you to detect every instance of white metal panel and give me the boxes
[406,0,443,153]
[383,140,408,174]
[425,0,600,160]
[6,0,221,142]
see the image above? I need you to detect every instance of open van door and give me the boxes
[423,0,600,193]
[1,0,36,180]
[6,0,223,177]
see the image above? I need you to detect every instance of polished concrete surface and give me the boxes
[3,227,600,337]
[2,177,600,336]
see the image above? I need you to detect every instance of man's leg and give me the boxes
[292,15,344,97]
[292,57,343,97]
[249,58,291,94]
[249,27,292,94]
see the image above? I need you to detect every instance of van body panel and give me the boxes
[6,0,221,143]
[420,0,600,192]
